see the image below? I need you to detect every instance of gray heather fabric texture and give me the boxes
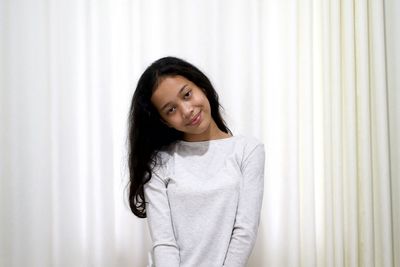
[144,135,265,267]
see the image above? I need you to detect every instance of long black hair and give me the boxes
[127,56,232,218]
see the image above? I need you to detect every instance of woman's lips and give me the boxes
[188,111,202,126]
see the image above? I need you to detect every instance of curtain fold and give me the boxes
[1,0,399,266]
[385,0,400,265]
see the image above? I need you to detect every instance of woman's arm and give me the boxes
[144,167,180,267]
[223,144,265,267]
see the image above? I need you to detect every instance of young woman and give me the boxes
[127,56,265,267]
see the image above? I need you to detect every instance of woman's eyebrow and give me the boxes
[160,84,188,111]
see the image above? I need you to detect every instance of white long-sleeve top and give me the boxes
[143,135,265,267]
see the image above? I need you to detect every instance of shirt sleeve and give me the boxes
[144,165,180,267]
[223,143,265,267]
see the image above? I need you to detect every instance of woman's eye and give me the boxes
[167,107,176,114]
[184,90,192,99]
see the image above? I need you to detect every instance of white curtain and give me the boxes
[1,0,399,266]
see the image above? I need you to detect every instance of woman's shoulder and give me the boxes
[155,134,264,159]
[232,134,264,161]
[150,146,175,175]
[232,135,265,172]
[235,134,264,148]
[154,148,174,166]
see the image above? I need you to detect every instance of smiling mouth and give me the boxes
[187,112,201,125]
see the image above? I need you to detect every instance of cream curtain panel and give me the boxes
[1,0,399,267]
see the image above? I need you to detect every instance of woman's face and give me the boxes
[150,75,215,141]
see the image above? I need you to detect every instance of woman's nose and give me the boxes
[182,103,194,118]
